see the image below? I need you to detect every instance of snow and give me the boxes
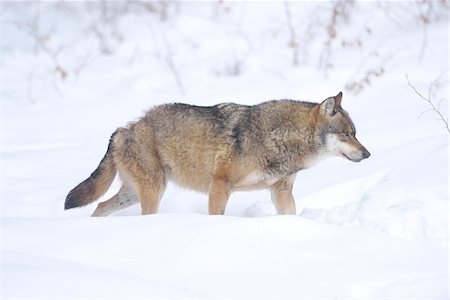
[3,216,447,299]
[1,2,449,299]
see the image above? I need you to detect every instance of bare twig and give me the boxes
[417,108,434,119]
[9,20,68,80]
[162,34,184,96]
[406,75,449,134]
[73,51,95,77]
[345,67,384,94]
[26,67,37,103]
[377,1,408,30]
[223,30,252,77]
[415,0,432,62]
[318,1,353,73]
[284,1,299,66]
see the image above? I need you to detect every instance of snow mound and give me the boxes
[300,137,448,242]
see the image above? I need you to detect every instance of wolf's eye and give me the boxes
[344,132,350,137]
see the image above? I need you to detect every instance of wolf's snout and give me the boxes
[362,149,371,159]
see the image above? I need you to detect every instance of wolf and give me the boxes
[65,92,370,217]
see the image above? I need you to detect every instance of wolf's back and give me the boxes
[64,132,117,210]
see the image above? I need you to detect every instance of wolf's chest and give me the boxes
[233,171,281,190]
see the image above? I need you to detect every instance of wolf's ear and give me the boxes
[320,97,336,116]
[335,91,342,107]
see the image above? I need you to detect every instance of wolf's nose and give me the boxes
[362,149,371,159]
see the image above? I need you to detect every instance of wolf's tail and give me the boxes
[65,131,118,210]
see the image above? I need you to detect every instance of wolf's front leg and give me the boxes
[208,168,231,215]
[270,175,297,215]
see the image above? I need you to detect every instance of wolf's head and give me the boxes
[314,92,370,162]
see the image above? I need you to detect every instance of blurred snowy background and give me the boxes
[1,1,449,299]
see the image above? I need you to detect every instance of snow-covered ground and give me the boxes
[1,2,448,299]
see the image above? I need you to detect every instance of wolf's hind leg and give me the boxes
[270,175,297,215]
[136,176,166,215]
[91,185,138,217]
[127,162,166,215]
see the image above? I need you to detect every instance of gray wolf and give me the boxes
[65,92,370,216]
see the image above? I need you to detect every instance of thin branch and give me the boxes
[284,1,299,66]
[417,108,434,119]
[406,74,449,134]
[9,20,67,80]
[415,0,432,62]
[437,98,445,111]
[162,33,184,96]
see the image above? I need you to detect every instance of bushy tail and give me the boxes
[65,132,117,210]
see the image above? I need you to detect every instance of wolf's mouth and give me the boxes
[342,152,362,162]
